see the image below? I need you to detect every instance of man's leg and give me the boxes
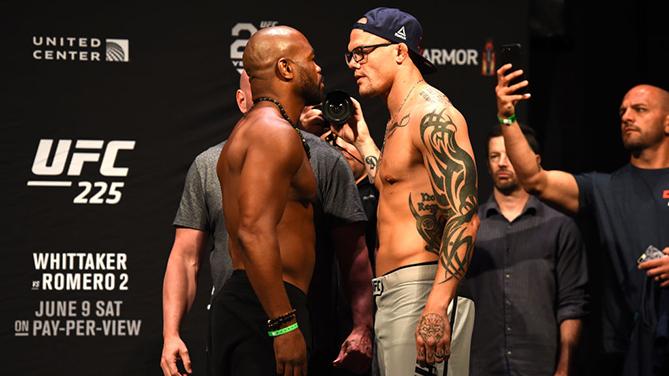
[374,265,433,376]
[374,265,475,376]
[209,271,286,376]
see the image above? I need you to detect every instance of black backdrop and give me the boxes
[1,1,666,375]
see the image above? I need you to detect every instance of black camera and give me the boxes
[322,90,353,126]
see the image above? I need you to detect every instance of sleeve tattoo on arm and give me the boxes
[418,109,478,282]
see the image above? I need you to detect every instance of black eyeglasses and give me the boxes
[344,43,396,64]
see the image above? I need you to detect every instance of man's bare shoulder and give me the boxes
[232,109,303,155]
[243,108,299,139]
[224,108,304,170]
[417,84,450,107]
[415,85,466,126]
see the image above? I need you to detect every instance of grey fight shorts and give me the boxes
[372,262,474,376]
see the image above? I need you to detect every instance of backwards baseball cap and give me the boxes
[352,7,436,74]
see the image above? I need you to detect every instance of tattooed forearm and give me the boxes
[409,192,446,255]
[364,155,379,178]
[419,109,478,282]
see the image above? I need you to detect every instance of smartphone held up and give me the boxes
[499,43,527,94]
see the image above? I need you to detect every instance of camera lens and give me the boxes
[322,90,353,126]
[328,103,345,116]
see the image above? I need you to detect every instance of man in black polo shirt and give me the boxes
[462,125,588,375]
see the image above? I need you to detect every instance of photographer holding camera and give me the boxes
[495,63,669,375]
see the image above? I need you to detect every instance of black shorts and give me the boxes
[208,270,311,376]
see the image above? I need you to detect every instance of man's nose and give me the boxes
[346,57,360,70]
[621,107,634,123]
[498,153,509,166]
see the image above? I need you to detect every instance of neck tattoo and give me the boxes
[253,97,310,159]
[382,79,424,152]
[392,79,424,123]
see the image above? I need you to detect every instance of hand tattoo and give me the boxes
[418,313,445,344]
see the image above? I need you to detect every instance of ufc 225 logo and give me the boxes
[28,139,135,205]
[230,21,278,73]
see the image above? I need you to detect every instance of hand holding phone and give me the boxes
[637,245,666,264]
[499,43,527,94]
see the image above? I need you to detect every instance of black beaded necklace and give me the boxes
[253,97,310,159]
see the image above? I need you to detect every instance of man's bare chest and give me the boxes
[379,119,423,186]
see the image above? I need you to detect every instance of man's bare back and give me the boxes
[218,107,316,293]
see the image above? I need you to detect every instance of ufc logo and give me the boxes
[31,139,135,177]
[372,279,383,296]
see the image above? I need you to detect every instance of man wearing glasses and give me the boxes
[332,7,479,376]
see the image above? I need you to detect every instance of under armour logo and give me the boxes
[395,26,407,40]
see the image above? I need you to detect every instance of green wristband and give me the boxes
[497,113,516,126]
[267,322,299,337]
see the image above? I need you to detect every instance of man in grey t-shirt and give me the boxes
[161,70,374,376]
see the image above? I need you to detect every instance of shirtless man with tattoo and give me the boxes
[333,7,479,376]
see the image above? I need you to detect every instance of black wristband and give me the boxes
[267,309,297,330]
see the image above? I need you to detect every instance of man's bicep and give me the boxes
[542,170,580,215]
[450,115,478,202]
[418,107,478,212]
[172,227,208,258]
[237,141,298,228]
[175,160,207,221]
[418,106,478,282]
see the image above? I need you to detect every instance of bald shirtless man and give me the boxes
[214,26,323,376]
[334,7,479,376]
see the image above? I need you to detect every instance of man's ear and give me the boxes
[276,58,295,81]
[395,43,410,64]
[663,113,669,135]
[235,89,248,113]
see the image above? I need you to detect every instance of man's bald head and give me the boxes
[626,84,669,107]
[620,84,669,153]
[242,25,323,106]
[242,26,311,79]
